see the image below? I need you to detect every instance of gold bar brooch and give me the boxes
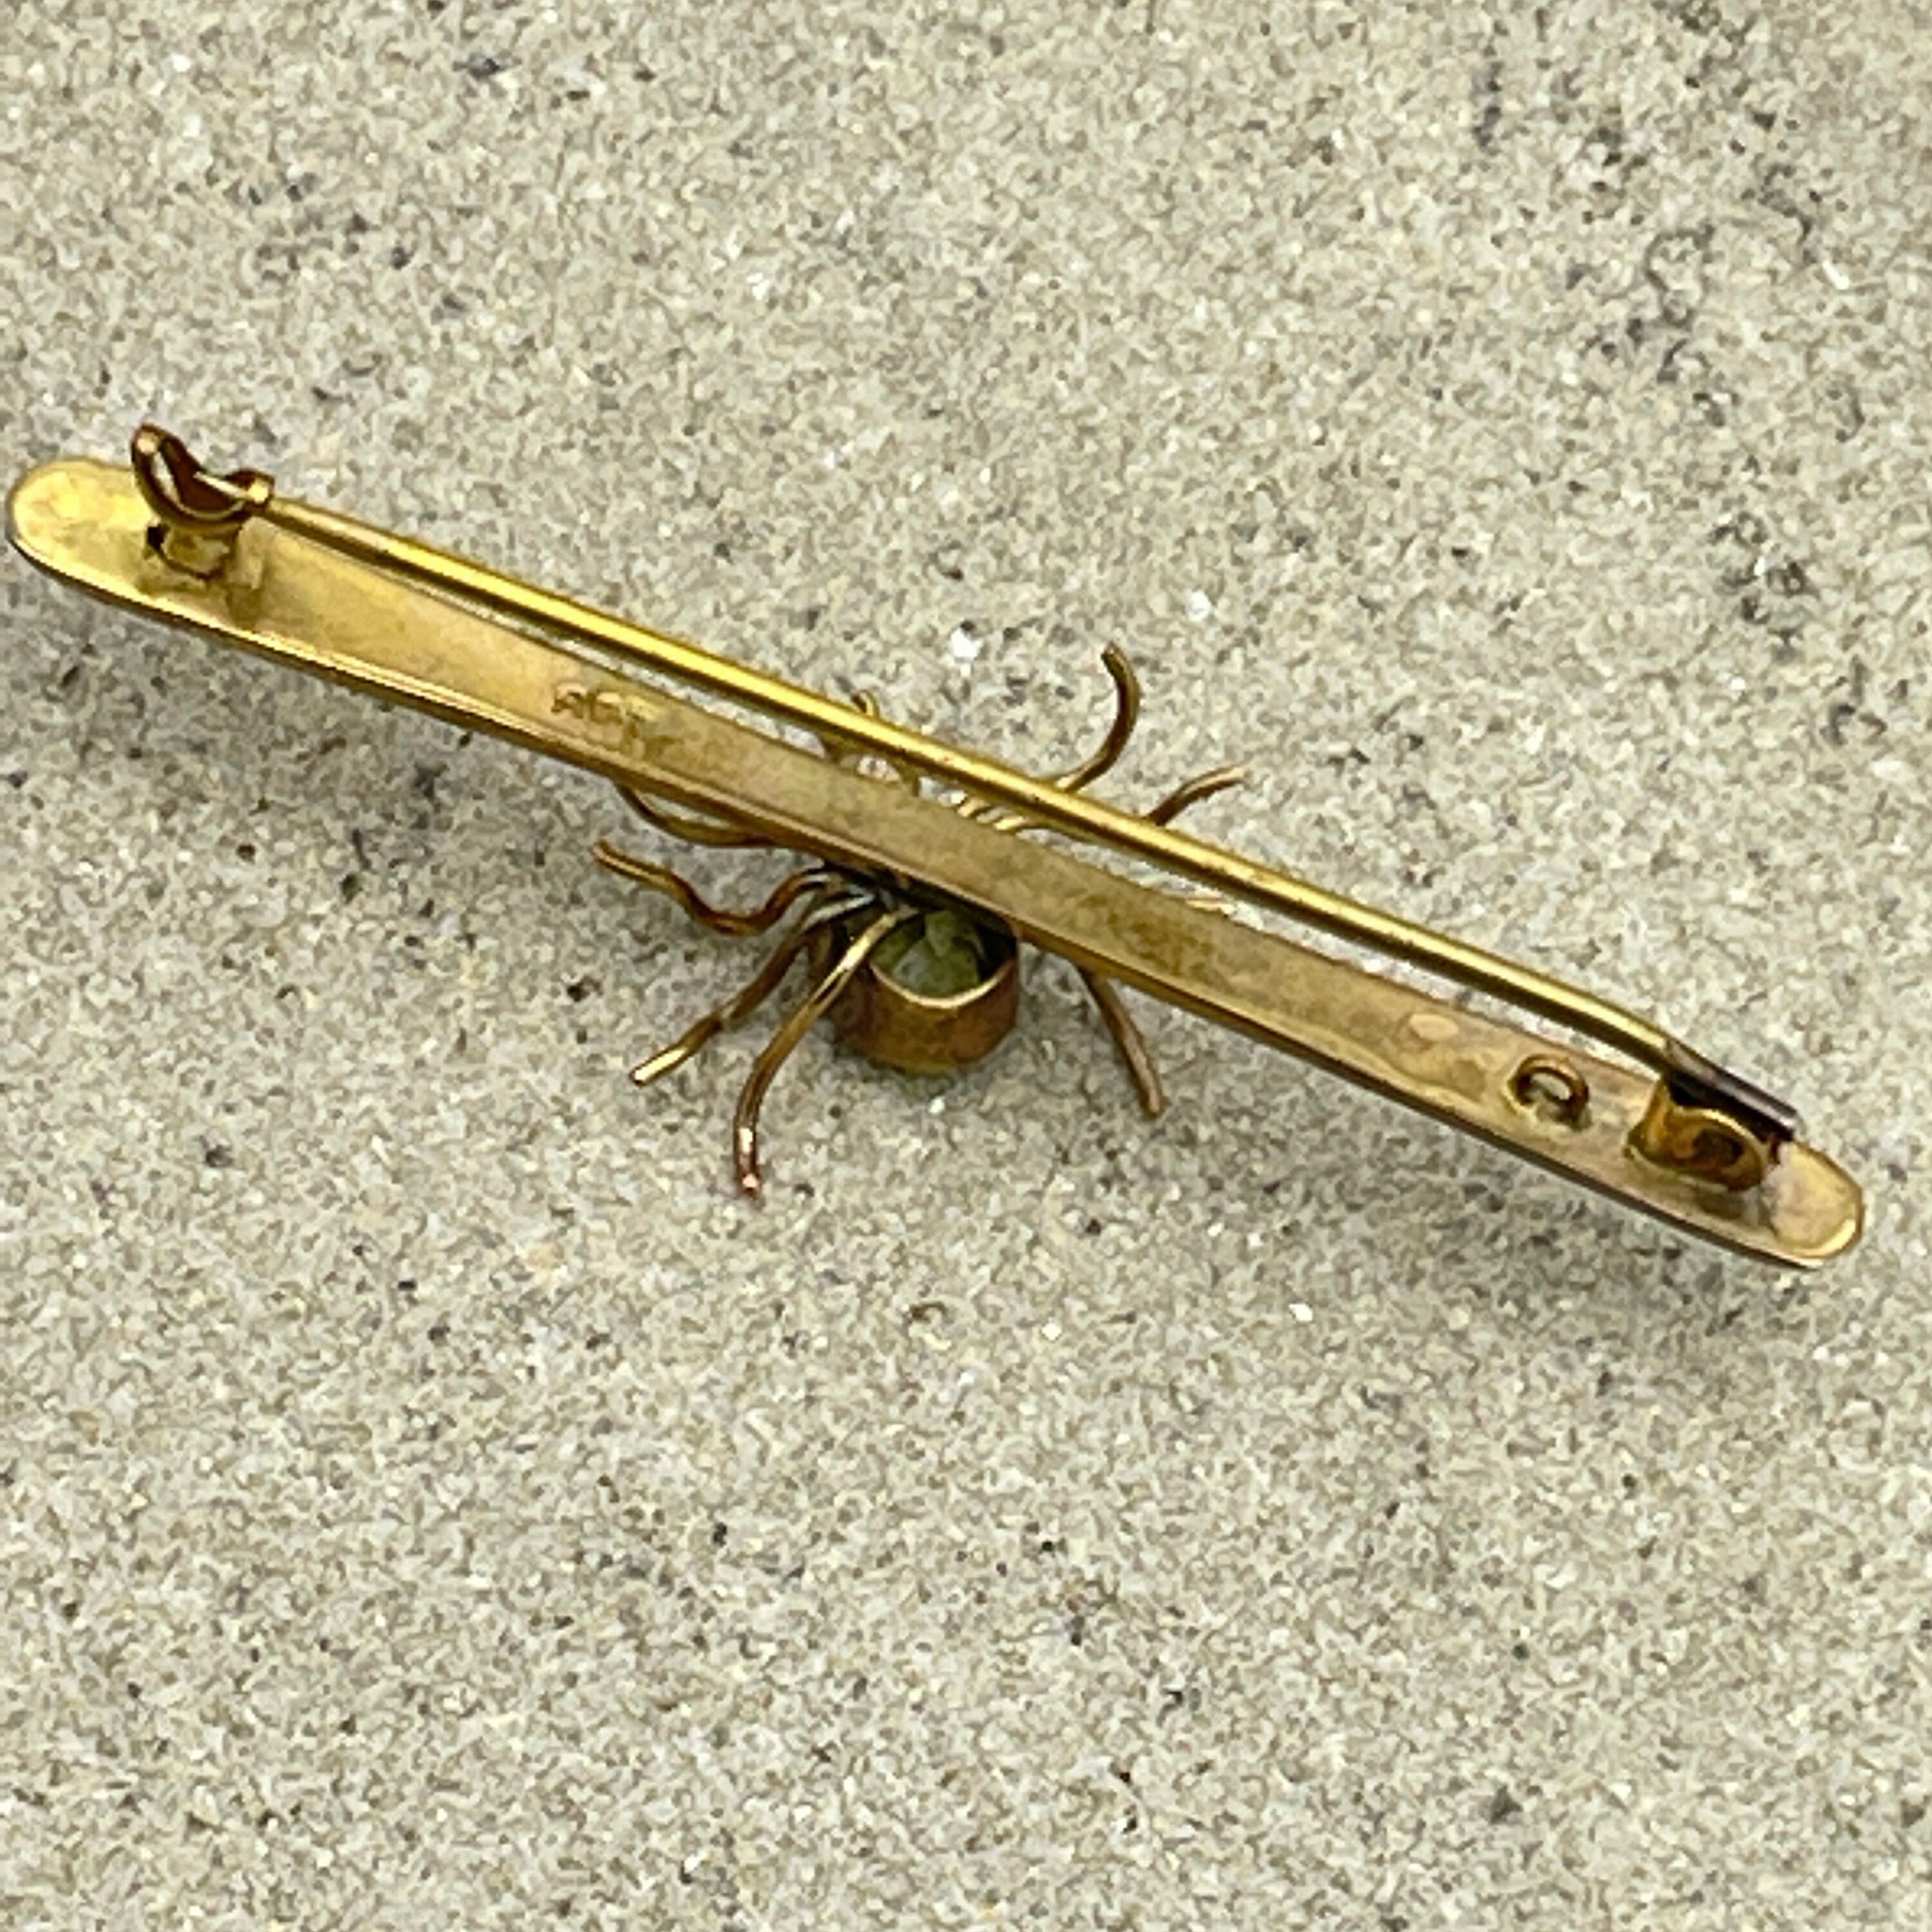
[7,428,1863,1265]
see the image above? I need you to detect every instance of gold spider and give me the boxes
[591,646,1245,1193]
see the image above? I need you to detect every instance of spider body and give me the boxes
[592,647,1244,1193]
[811,903,1022,1077]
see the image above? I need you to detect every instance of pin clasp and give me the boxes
[130,424,272,578]
[1628,1079,1774,1191]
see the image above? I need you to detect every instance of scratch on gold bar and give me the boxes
[6,452,1863,1265]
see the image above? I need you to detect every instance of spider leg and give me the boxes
[1063,755,1242,1110]
[732,905,916,1195]
[1053,643,1141,793]
[630,888,865,1088]
[594,842,837,938]
[1144,762,1248,825]
[1077,968,1167,1119]
[974,759,1249,842]
[618,782,773,849]
[958,643,1141,822]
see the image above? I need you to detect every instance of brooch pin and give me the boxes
[7,428,1862,1264]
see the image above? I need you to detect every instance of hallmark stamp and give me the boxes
[552,679,660,752]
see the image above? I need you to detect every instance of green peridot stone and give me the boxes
[873,908,992,998]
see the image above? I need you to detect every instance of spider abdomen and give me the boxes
[815,905,1021,1076]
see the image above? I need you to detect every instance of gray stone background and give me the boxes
[4,1,1929,1925]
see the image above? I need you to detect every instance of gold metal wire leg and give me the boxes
[732,905,916,1195]
[1052,644,1140,792]
[1146,764,1247,825]
[1071,752,1245,1112]
[629,891,864,1087]
[1079,968,1166,1117]
[618,782,773,849]
[593,842,835,937]
[959,645,1140,823]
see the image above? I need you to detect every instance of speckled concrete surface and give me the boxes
[3,2,1929,1926]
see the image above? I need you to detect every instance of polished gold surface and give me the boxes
[6,436,1864,1264]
